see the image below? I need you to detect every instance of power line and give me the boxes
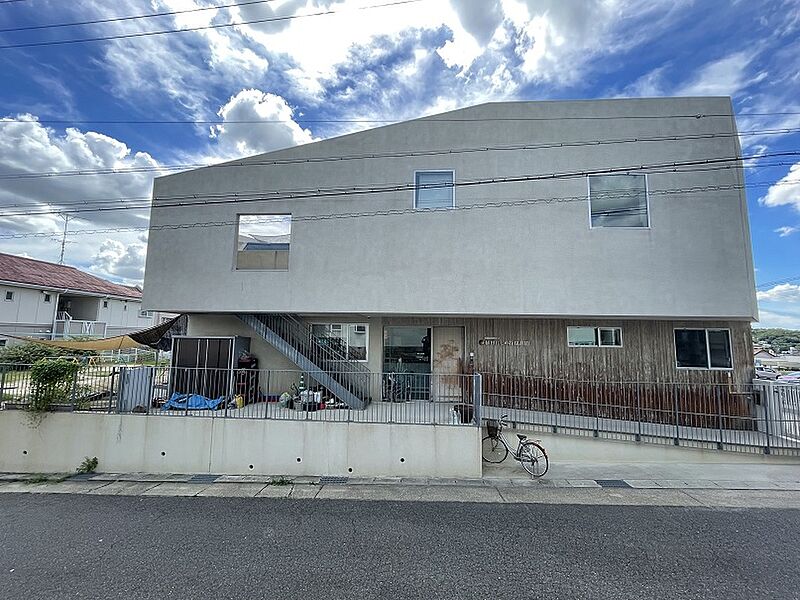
[0,152,789,219]
[2,177,794,219]
[0,164,788,239]
[0,155,794,219]
[0,181,777,240]
[757,275,800,290]
[0,0,425,49]
[3,112,800,126]
[0,0,281,33]
[1,128,797,182]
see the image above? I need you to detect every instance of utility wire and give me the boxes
[0,157,793,219]
[0,152,792,219]
[1,178,793,219]
[3,112,800,126]
[0,181,778,240]
[0,0,425,49]
[757,275,800,290]
[1,128,797,181]
[1,178,790,219]
[0,0,281,33]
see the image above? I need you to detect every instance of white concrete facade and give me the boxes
[0,411,482,478]
[144,97,757,321]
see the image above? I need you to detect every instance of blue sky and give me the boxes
[0,0,798,326]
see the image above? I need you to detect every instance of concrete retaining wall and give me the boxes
[0,412,482,478]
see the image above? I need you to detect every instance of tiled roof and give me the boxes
[0,253,142,299]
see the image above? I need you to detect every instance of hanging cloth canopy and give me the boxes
[5,315,183,351]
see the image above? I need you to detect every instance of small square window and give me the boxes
[567,326,597,347]
[598,327,623,347]
[43,293,51,303]
[414,171,455,209]
[103,300,108,308]
[0,339,6,347]
[5,291,13,301]
[236,214,291,270]
[589,174,648,228]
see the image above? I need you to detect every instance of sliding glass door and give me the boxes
[383,326,431,400]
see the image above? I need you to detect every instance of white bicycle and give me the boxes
[481,415,549,477]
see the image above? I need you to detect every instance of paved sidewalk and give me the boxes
[2,461,800,508]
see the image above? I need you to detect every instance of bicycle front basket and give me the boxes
[486,419,499,439]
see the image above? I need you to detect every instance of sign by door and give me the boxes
[479,337,530,347]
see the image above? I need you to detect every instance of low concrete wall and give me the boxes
[0,412,482,478]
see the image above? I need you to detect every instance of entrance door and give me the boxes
[431,326,465,401]
[383,326,431,400]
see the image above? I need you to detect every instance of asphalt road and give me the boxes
[1,493,798,600]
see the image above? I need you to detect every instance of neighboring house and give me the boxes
[754,347,777,360]
[0,252,156,346]
[143,97,758,410]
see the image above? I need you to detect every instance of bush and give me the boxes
[28,358,82,414]
[0,342,94,366]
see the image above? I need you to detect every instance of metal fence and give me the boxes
[0,364,481,427]
[2,361,800,455]
[480,373,800,456]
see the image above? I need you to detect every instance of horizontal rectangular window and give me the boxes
[589,174,648,228]
[312,323,368,361]
[236,214,291,270]
[567,326,623,347]
[414,170,454,209]
[675,328,732,370]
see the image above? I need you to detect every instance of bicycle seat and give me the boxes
[516,434,527,441]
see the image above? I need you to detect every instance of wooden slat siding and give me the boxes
[383,317,753,385]
[382,317,755,428]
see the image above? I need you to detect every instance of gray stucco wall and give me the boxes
[143,97,757,320]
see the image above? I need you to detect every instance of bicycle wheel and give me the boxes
[481,435,509,463]
[519,441,549,477]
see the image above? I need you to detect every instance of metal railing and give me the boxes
[2,362,800,455]
[0,364,480,426]
[479,373,800,456]
[53,319,108,339]
[0,362,119,412]
[240,314,374,406]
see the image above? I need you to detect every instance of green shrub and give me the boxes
[28,358,81,414]
[0,342,94,366]
[77,457,98,474]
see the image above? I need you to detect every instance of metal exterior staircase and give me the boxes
[237,313,371,409]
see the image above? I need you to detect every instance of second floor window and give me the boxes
[236,214,291,271]
[414,170,455,209]
[589,174,649,228]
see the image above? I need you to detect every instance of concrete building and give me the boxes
[143,97,758,411]
[0,252,156,346]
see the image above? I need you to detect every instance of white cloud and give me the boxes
[675,51,766,97]
[759,161,800,212]
[757,309,800,329]
[0,115,161,283]
[757,283,800,303]
[775,225,800,237]
[90,239,148,283]
[209,89,314,158]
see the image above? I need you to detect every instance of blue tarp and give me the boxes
[162,392,225,411]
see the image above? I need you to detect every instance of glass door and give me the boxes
[383,326,431,400]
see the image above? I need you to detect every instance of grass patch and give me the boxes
[24,473,70,484]
[270,476,292,486]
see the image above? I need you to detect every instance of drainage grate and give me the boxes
[188,474,220,484]
[319,476,349,485]
[595,479,631,488]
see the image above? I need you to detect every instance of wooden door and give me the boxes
[431,326,465,401]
